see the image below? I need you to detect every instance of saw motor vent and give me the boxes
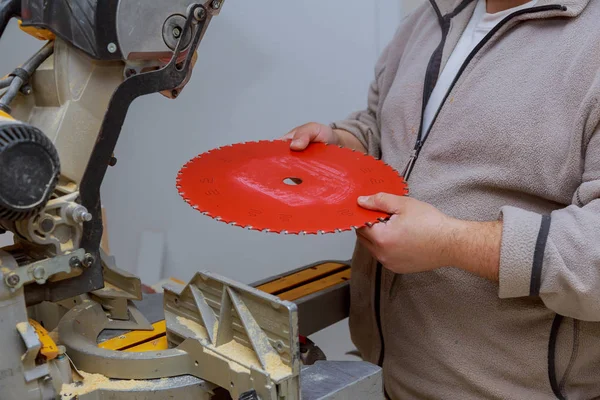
[0,120,60,221]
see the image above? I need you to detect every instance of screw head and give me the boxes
[69,257,82,269]
[5,273,20,287]
[211,0,221,9]
[83,253,95,268]
[275,340,285,353]
[107,42,117,53]
[194,7,207,21]
[32,266,45,280]
[172,27,182,39]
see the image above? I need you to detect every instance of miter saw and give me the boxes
[0,1,383,399]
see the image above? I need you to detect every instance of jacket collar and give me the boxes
[429,0,590,18]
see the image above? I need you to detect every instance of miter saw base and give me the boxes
[53,265,384,400]
[59,362,381,400]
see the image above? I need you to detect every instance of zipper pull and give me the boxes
[401,149,418,181]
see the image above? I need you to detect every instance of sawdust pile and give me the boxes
[211,339,292,381]
[176,316,209,339]
[175,316,292,381]
[60,371,154,397]
[212,320,219,340]
[265,352,292,381]
[218,340,261,367]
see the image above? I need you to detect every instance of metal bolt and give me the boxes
[211,0,221,9]
[69,257,82,269]
[107,42,117,53]
[172,27,182,39]
[109,156,118,167]
[5,273,20,288]
[40,217,55,233]
[275,341,285,353]
[32,266,45,280]
[72,206,92,223]
[194,7,207,21]
[21,84,32,95]
[82,253,94,268]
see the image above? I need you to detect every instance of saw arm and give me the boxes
[0,1,224,305]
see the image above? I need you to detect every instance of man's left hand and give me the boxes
[356,193,502,281]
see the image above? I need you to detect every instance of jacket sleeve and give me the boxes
[330,38,392,158]
[498,127,600,321]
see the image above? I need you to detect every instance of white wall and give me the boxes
[0,0,420,360]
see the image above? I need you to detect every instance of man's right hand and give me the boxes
[281,122,367,153]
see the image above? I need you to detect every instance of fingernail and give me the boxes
[357,196,368,203]
[291,139,300,147]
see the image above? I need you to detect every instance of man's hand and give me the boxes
[356,193,502,281]
[281,122,367,153]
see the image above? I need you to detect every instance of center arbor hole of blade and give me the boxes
[283,177,303,186]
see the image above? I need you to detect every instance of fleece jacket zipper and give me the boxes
[373,0,567,388]
[401,3,567,180]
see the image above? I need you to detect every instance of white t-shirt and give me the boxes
[421,0,538,137]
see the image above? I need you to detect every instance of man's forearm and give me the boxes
[334,129,368,153]
[446,219,503,282]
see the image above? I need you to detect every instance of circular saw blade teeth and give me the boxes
[176,140,408,234]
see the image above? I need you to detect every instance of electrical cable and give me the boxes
[0,41,54,110]
[0,76,13,90]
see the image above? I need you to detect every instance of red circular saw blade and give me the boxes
[176,140,408,234]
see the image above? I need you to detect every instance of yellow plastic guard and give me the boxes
[28,319,58,360]
[124,336,169,352]
[0,110,14,121]
[18,20,55,41]
[98,320,166,351]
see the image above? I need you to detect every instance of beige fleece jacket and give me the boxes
[332,0,600,398]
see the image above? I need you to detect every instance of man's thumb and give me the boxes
[357,193,402,214]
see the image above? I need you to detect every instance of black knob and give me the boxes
[0,119,60,221]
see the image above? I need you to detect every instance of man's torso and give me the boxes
[349,0,600,398]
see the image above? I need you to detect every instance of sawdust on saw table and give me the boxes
[176,316,292,381]
[60,371,155,397]
[176,316,209,339]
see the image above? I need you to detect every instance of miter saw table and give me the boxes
[45,258,383,399]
